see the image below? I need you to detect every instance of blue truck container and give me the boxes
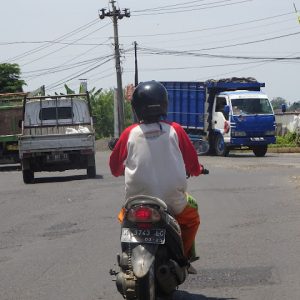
[161,78,276,157]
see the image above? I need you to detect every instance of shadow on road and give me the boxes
[34,174,103,184]
[226,153,277,158]
[173,291,236,300]
[0,164,21,172]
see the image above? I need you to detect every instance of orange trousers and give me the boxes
[175,204,200,258]
[118,194,200,258]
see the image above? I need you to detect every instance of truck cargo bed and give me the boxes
[19,132,94,155]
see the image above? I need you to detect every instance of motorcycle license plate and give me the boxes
[121,228,166,244]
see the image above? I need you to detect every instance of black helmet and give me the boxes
[131,80,168,122]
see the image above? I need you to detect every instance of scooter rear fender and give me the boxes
[131,244,158,278]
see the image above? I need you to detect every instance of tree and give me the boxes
[288,101,300,112]
[90,89,114,138]
[0,63,26,93]
[270,97,287,110]
[90,89,133,138]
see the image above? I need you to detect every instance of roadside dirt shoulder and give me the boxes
[268,147,300,153]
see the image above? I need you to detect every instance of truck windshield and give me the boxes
[231,98,273,115]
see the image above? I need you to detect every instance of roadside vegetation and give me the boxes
[89,88,133,139]
[271,132,300,148]
[0,63,26,93]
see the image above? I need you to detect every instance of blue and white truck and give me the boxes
[161,78,276,157]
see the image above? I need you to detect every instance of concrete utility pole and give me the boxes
[134,41,138,87]
[99,0,130,136]
[79,79,87,93]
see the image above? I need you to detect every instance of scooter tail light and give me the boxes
[127,206,161,223]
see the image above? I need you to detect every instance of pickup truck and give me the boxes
[19,93,96,183]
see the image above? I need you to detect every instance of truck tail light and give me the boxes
[224,121,230,134]
[80,148,94,155]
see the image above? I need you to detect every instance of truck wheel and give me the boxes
[87,165,96,178]
[214,134,229,157]
[193,140,210,156]
[87,154,96,178]
[253,145,268,157]
[23,169,34,184]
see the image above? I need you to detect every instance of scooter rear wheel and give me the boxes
[136,263,156,300]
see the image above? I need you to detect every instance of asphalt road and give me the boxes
[0,152,300,300]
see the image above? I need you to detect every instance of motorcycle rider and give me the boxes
[109,80,206,273]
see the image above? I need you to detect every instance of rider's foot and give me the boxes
[189,255,200,263]
[187,263,197,274]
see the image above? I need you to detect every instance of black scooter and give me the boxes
[110,195,189,300]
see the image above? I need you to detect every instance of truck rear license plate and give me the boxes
[121,228,166,244]
[46,153,69,162]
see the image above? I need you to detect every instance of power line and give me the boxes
[132,0,252,16]
[23,54,112,79]
[138,30,300,56]
[44,46,133,92]
[0,40,110,46]
[130,46,300,60]
[23,38,112,82]
[21,22,112,67]
[134,0,248,12]
[197,31,300,51]
[132,0,211,12]
[2,18,100,63]
[45,56,115,91]
[124,59,275,72]
[120,12,293,38]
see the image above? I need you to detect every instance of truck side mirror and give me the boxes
[281,104,286,113]
[18,120,23,128]
[224,105,230,115]
[223,105,230,120]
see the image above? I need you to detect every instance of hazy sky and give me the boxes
[1,0,300,102]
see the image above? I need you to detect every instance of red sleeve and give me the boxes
[170,122,203,176]
[109,124,138,177]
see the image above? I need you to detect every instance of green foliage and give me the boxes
[0,63,26,93]
[90,89,114,138]
[90,89,134,138]
[64,84,75,94]
[273,132,298,147]
[124,101,134,127]
[270,97,287,110]
[288,101,300,112]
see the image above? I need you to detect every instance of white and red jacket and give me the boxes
[109,121,203,215]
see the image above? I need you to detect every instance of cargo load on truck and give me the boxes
[161,78,276,157]
[19,93,96,183]
[0,93,26,164]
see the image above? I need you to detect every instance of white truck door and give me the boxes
[212,96,229,135]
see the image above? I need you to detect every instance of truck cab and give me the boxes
[211,90,276,156]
